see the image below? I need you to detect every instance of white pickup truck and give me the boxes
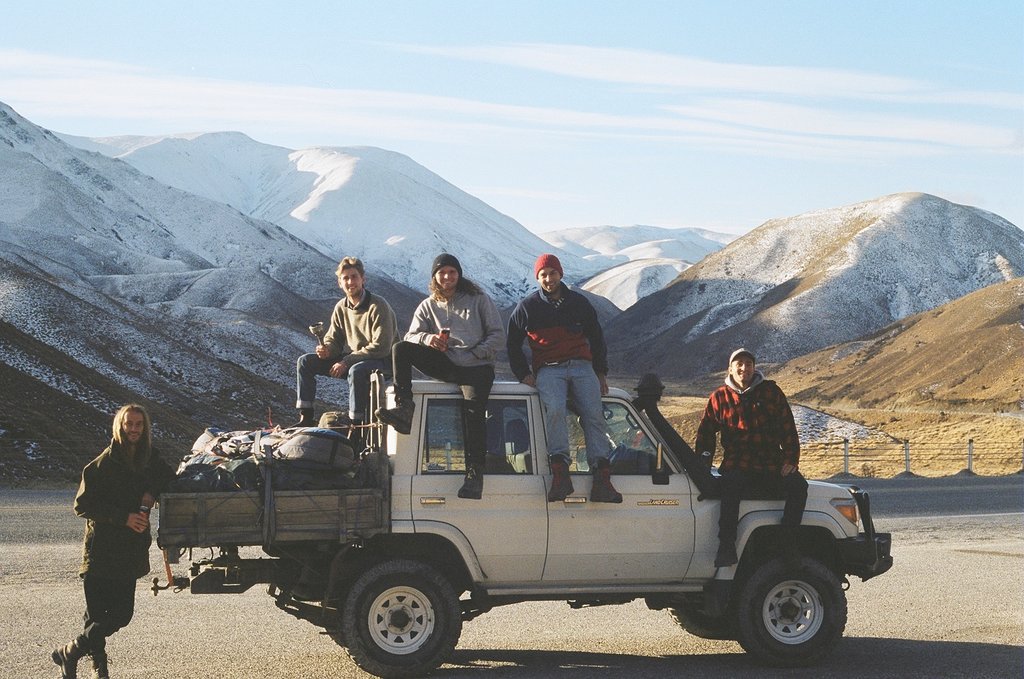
[157,374,892,678]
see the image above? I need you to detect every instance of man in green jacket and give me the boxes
[53,404,175,679]
[295,257,398,439]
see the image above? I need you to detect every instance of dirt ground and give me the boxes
[659,396,1024,480]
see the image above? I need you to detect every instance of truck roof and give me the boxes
[406,379,632,400]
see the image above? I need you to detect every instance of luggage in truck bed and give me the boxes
[158,437,390,549]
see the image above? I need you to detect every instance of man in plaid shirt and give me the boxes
[695,348,808,567]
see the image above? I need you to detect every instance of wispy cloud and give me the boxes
[665,99,1020,151]
[389,42,1024,109]
[1,47,1018,161]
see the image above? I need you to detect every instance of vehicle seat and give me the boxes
[505,419,532,474]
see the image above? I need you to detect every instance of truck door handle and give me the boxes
[419,497,446,505]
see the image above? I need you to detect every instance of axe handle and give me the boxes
[163,548,174,583]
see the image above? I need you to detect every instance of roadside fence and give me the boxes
[800,438,1024,479]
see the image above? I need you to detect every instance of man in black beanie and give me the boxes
[378,253,504,499]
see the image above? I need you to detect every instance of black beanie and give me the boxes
[431,253,462,278]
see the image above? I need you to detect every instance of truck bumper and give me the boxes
[837,531,893,580]
[838,487,893,581]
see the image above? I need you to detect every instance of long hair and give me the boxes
[429,275,482,302]
[111,403,152,467]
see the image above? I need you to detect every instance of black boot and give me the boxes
[376,398,415,435]
[457,464,484,499]
[714,539,738,567]
[590,458,622,503]
[52,636,87,679]
[293,408,315,428]
[547,457,574,502]
[91,650,109,679]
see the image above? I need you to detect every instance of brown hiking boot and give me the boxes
[590,458,622,503]
[52,636,87,679]
[547,457,574,502]
[376,399,415,435]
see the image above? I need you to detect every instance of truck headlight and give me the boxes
[830,497,859,526]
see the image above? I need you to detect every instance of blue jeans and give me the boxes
[296,354,386,421]
[536,359,609,468]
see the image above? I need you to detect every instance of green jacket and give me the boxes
[74,441,174,579]
[322,290,398,364]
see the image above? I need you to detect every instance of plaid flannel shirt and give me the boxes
[694,378,800,474]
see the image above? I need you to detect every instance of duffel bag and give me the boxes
[273,427,355,471]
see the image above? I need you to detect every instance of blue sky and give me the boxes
[2,1,1021,234]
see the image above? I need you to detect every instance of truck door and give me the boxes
[542,399,697,582]
[410,395,548,582]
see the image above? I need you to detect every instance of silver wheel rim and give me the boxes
[762,579,823,644]
[367,585,435,655]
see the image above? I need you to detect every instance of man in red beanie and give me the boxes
[507,253,621,503]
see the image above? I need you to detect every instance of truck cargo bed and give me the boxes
[158,487,387,548]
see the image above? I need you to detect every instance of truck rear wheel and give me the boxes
[339,558,462,678]
[735,556,846,666]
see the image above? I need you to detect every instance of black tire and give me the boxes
[735,556,847,666]
[668,595,735,640]
[338,559,462,678]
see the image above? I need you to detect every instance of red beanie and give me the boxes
[534,253,563,278]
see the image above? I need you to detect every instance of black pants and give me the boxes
[718,469,809,543]
[80,573,136,655]
[391,341,494,466]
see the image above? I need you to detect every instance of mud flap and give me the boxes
[704,578,733,617]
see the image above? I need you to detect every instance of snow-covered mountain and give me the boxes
[542,224,733,265]
[606,192,1024,377]
[581,258,688,311]
[0,102,421,477]
[61,131,592,306]
[4,98,1023,480]
[541,224,733,309]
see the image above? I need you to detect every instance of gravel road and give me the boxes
[2,476,1020,678]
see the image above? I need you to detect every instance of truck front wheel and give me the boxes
[339,559,462,678]
[735,556,847,666]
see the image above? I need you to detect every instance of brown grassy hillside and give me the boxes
[776,278,1023,411]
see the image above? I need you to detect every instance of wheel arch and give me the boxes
[329,532,475,600]
[738,523,843,580]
